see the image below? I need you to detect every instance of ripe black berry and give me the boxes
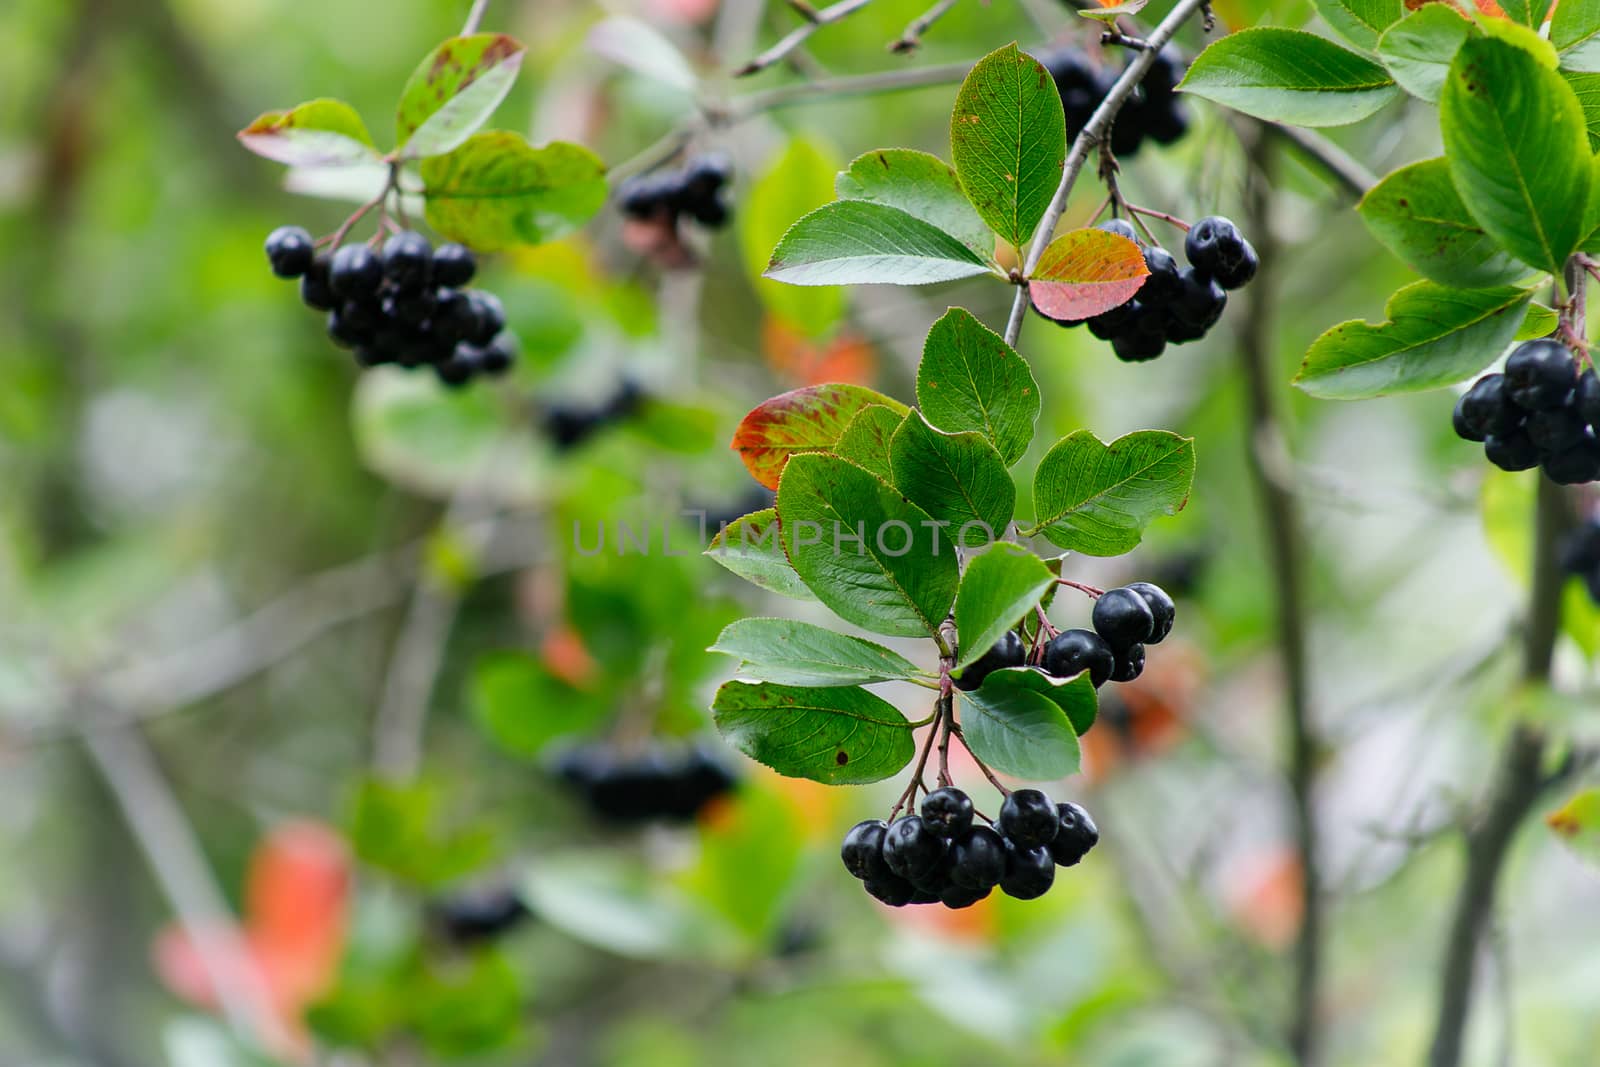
[1543,438,1600,485]
[1125,582,1175,643]
[1098,218,1140,243]
[947,825,1006,890]
[921,787,974,839]
[1141,246,1183,303]
[864,875,917,907]
[329,243,383,300]
[1185,216,1249,279]
[432,242,477,287]
[1485,430,1540,472]
[1169,268,1226,329]
[435,349,479,387]
[1043,628,1115,687]
[1048,802,1100,867]
[265,225,314,278]
[1211,238,1258,290]
[841,820,893,881]
[1111,312,1168,363]
[1092,588,1155,650]
[429,886,529,945]
[466,291,506,345]
[1577,370,1600,428]
[939,883,992,909]
[999,789,1059,849]
[954,630,1026,692]
[479,334,517,376]
[382,231,433,290]
[1504,340,1576,411]
[1111,643,1146,683]
[883,816,947,881]
[300,255,337,311]
[1527,407,1588,453]
[999,839,1056,900]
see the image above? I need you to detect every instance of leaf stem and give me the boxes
[1058,577,1105,598]
[461,0,491,35]
[734,0,876,76]
[890,0,962,54]
[950,721,1011,796]
[1127,203,1192,233]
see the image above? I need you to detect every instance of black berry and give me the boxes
[300,255,337,311]
[1504,340,1576,411]
[429,887,529,945]
[882,816,947,881]
[382,231,434,290]
[954,630,1026,692]
[920,787,974,839]
[1543,438,1600,485]
[1092,588,1155,650]
[999,839,1056,900]
[841,820,893,881]
[1485,430,1540,472]
[1110,643,1146,683]
[1577,370,1600,428]
[329,243,383,300]
[1048,802,1100,867]
[1185,216,1249,279]
[999,789,1060,849]
[1125,582,1175,643]
[265,225,314,278]
[1098,218,1140,243]
[432,242,477,287]
[1169,267,1226,329]
[1043,628,1115,687]
[947,825,1006,890]
[864,875,917,907]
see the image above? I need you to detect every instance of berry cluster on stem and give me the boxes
[551,741,738,824]
[1453,340,1600,484]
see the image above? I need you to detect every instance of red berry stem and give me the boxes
[1058,577,1106,598]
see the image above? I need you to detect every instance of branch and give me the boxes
[734,0,876,76]
[1264,123,1378,200]
[1234,125,1324,1065]
[890,0,962,54]
[1002,0,1211,346]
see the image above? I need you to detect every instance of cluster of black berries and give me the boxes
[264,226,517,387]
[1040,45,1189,157]
[551,742,738,824]
[427,885,530,946]
[1452,340,1600,484]
[1043,217,1257,362]
[841,787,1098,908]
[1560,518,1600,604]
[957,582,1175,692]
[617,155,733,229]
[543,381,647,451]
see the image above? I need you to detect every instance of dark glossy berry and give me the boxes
[1169,267,1227,328]
[1111,643,1146,683]
[1141,246,1182,303]
[434,348,479,388]
[432,242,476,287]
[1043,628,1115,687]
[1560,521,1600,573]
[1211,238,1258,290]
[999,839,1056,900]
[1458,375,1523,439]
[433,289,477,343]
[1577,369,1600,428]
[920,787,974,839]
[882,816,947,881]
[466,291,506,345]
[300,256,337,311]
[1542,437,1600,485]
[1162,306,1208,345]
[954,630,1026,692]
[1097,218,1140,243]
[1092,587,1155,650]
[841,820,893,881]
[1086,300,1137,340]
[999,789,1059,849]
[1527,406,1588,453]
[327,307,372,348]
[382,230,433,290]
[939,882,992,909]
[1185,216,1248,278]
[329,243,383,299]
[947,825,1006,890]
[430,887,529,945]
[1111,305,1167,363]
[1452,392,1486,442]
[479,333,516,376]
[686,196,729,227]
[1504,340,1577,411]
[617,173,680,218]
[1048,801,1100,867]
[683,154,732,195]
[383,288,436,327]
[863,875,917,907]
[1485,430,1541,472]
[265,225,314,278]
[1125,582,1175,643]
[1142,45,1187,98]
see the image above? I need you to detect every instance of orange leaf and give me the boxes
[1028,228,1149,322]
[730,383,902,489]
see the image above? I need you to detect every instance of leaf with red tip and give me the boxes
[1028,228,1149,322]
[730,383,908,489]
[238,98,379,168]
[397,33,526,159]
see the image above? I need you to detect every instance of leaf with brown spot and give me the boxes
[711,681,916,784]
[397,34,526,160]
[730,383,908,490]
[1028,228,1149,322]
[1547,788,1600,868]
[238,98,379,168]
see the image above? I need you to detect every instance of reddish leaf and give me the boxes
[761,316,878,388]
[1028,228,1150,322]
[730,383,907,489]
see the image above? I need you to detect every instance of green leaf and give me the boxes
[1179,28,1400,126]
[1312,0,1405,50]
[953,544,1055,670]
[1028,228,1151,321]
[1547,789,1600,868]
[777,453,960,637]
[709,617,926,686]
[1029,430,1195,556]
[950,43,1067,249]
[742,138,846,338]
[705,508,817,601]
[237,98,379,167]
[421,131,607,250]
[1502,0,1556,32]
[731,383,908,490]
[1554,0,1600,71]
[1517,302,1560,340]
[1441,36,1592,273]
[411,951,525,1059]
[1357,158,1530,287]
[711,681,916,784]
[916,307,1040,467]
[889,412,1016,548]
[396,34,525,159]
[833,404,904,483]
[1565,71,1600,149]
[1295,282,1532,398]
[1376,6,1476,103]
[836,149,993,255]
[470,653,608,758]
[347,778,497,889]
[765,201,994,286]
[989,666,1097,734]
[959,670,1080,779]
[682,784,806,944]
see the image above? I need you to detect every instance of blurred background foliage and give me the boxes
[1,0,1598,1065]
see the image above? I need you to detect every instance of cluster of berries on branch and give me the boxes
[957,581,1176,692]
[617,154,733,229]
[1452,340,1600,484]
[841,787,1098,909]
[1040,45,1189,157]
[1040,216,1257,362]
[1560,517,1600,604]
[551,741,738,824]
[543,380,648,452]
[264,226,517,387]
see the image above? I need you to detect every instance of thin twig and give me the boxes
[1002,0,1210,346]
[1265,123,1378,200]
[734,0,876,76]
[890,0,962,54]
[1127,203,1191,232]
[460,0,491,35]
[1058,577,1105,598]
